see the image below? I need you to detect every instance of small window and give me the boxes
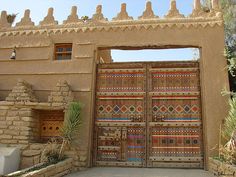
[54,43,72,60]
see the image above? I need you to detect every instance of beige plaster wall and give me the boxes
[0,9,229,170]
[98,49,112,63]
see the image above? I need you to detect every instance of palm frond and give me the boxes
[222,98,236,140]
[60,102,82,143]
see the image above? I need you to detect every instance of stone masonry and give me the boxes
[7,158,73,177]
[48,80,74,107]
[0,79,83,170]
[5,79,38,103]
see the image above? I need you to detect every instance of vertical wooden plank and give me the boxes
[121,127,127,161]
[146,63,151,167]
[93,126,98,165]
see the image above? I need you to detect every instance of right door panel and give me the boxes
[147,62,204,168]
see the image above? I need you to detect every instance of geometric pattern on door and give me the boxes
[94,62,203,168]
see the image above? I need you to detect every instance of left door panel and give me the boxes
[94,63,147,167]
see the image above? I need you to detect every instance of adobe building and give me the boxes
[0,0,229,171]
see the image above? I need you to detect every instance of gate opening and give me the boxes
[97,47,200,63]
[94,48,203,168]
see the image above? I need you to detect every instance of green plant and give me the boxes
[201,0,236,44]
[218,97,236,165]
[202,0,236,164]
[225,41,236,76]
[40,138,61,163]
[222,98,236,141]
[59,102,82,159]
[81,16,89,22]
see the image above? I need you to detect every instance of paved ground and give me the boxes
[66,167,215,177]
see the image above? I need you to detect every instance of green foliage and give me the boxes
[201,0,236,44]
[225,41,236,76]
[220,1,236,44]
[41,102,82,162]
[60,102,82,143]
[37,102,82,171]
[58,102,82,159]
[81,16,89,22]
[220,98,236,165]
[202,0,236,91]
[201,0,211,11]
[222,98,236,140]
[201,0,211,9]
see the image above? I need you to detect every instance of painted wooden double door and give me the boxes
[94,62,203,168]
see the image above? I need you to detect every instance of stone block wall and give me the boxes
[5,79,38,102]
[21,143,44,169]
[48,80,74,107]
[0,79,85,171]
[0,106,38,145]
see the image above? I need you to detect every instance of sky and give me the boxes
[0,0,199,62]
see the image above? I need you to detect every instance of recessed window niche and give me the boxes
[36,110,64,142]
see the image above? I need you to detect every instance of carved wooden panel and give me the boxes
[97,68,145,93]
[152,98,201,122]
[39,110,64,141]
[150,126,202,158]
[96,99,144,122]
[150,68,199,93]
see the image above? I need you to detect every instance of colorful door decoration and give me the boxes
[94,62,203,168]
